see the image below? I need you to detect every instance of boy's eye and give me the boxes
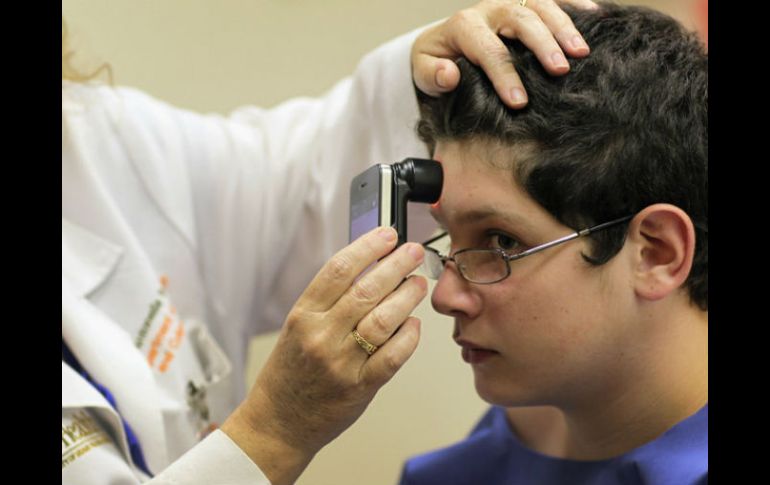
[491,233,522,253]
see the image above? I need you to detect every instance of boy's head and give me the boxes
[417,3,707,407]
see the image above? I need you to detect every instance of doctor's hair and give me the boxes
[416,2,708,310]
[62,18,113,84]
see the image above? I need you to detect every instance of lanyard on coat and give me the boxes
[61,338,154,477]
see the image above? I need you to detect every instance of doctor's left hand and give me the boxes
[411,0,598,108]
[221,226,426,485]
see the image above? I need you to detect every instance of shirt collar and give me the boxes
[62,218,124,298]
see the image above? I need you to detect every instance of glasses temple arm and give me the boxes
[581,215,635,236]
[422,230,448,247]
[506,215,635,262]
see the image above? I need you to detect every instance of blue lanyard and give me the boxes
[62,338,154,477]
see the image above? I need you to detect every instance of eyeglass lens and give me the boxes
[457,250,505,283]
[422,247,509,284]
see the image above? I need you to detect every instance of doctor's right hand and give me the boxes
[221,226,427,485]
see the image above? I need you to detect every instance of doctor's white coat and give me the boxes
[62,29,428,483]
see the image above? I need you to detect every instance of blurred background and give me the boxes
[62,1,706,483]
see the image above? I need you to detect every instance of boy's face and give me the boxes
[430,140,637,409]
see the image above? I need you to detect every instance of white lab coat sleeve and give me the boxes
[148,430,270,484]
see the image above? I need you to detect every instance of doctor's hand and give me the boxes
[411,0,598,109]
[221,226,426,485]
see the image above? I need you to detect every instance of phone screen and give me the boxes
[350,199,380,242]
[350,165,392,243]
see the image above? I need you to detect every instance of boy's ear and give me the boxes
[626,204,696,302]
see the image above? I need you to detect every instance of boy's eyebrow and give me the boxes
[430,205,531,231]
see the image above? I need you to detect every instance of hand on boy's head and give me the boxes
[411,0,598,109]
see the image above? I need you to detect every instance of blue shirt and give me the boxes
[399,405,707,485]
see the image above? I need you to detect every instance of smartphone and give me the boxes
[349,158,443,246]
[349,164,393,244]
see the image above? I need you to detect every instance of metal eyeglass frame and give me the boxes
[421,214,635,284]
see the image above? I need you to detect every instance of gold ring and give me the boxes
[352,328,378,356]
[519,0,528,7]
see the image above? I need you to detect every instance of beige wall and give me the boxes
[62,1,701,484]
[63,0,471,112]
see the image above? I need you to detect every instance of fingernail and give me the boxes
[435,68,447,88]
[378,227,396,241]
[413,275,428,291]
[510,87,527,106]
[407,244,424,262]
[551,52,569,69]
[570,35,589,53]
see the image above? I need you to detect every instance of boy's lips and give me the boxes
[454,338,499,364]
[454,338,494,351]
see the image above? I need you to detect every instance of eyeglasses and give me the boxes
[421,215,635,284]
